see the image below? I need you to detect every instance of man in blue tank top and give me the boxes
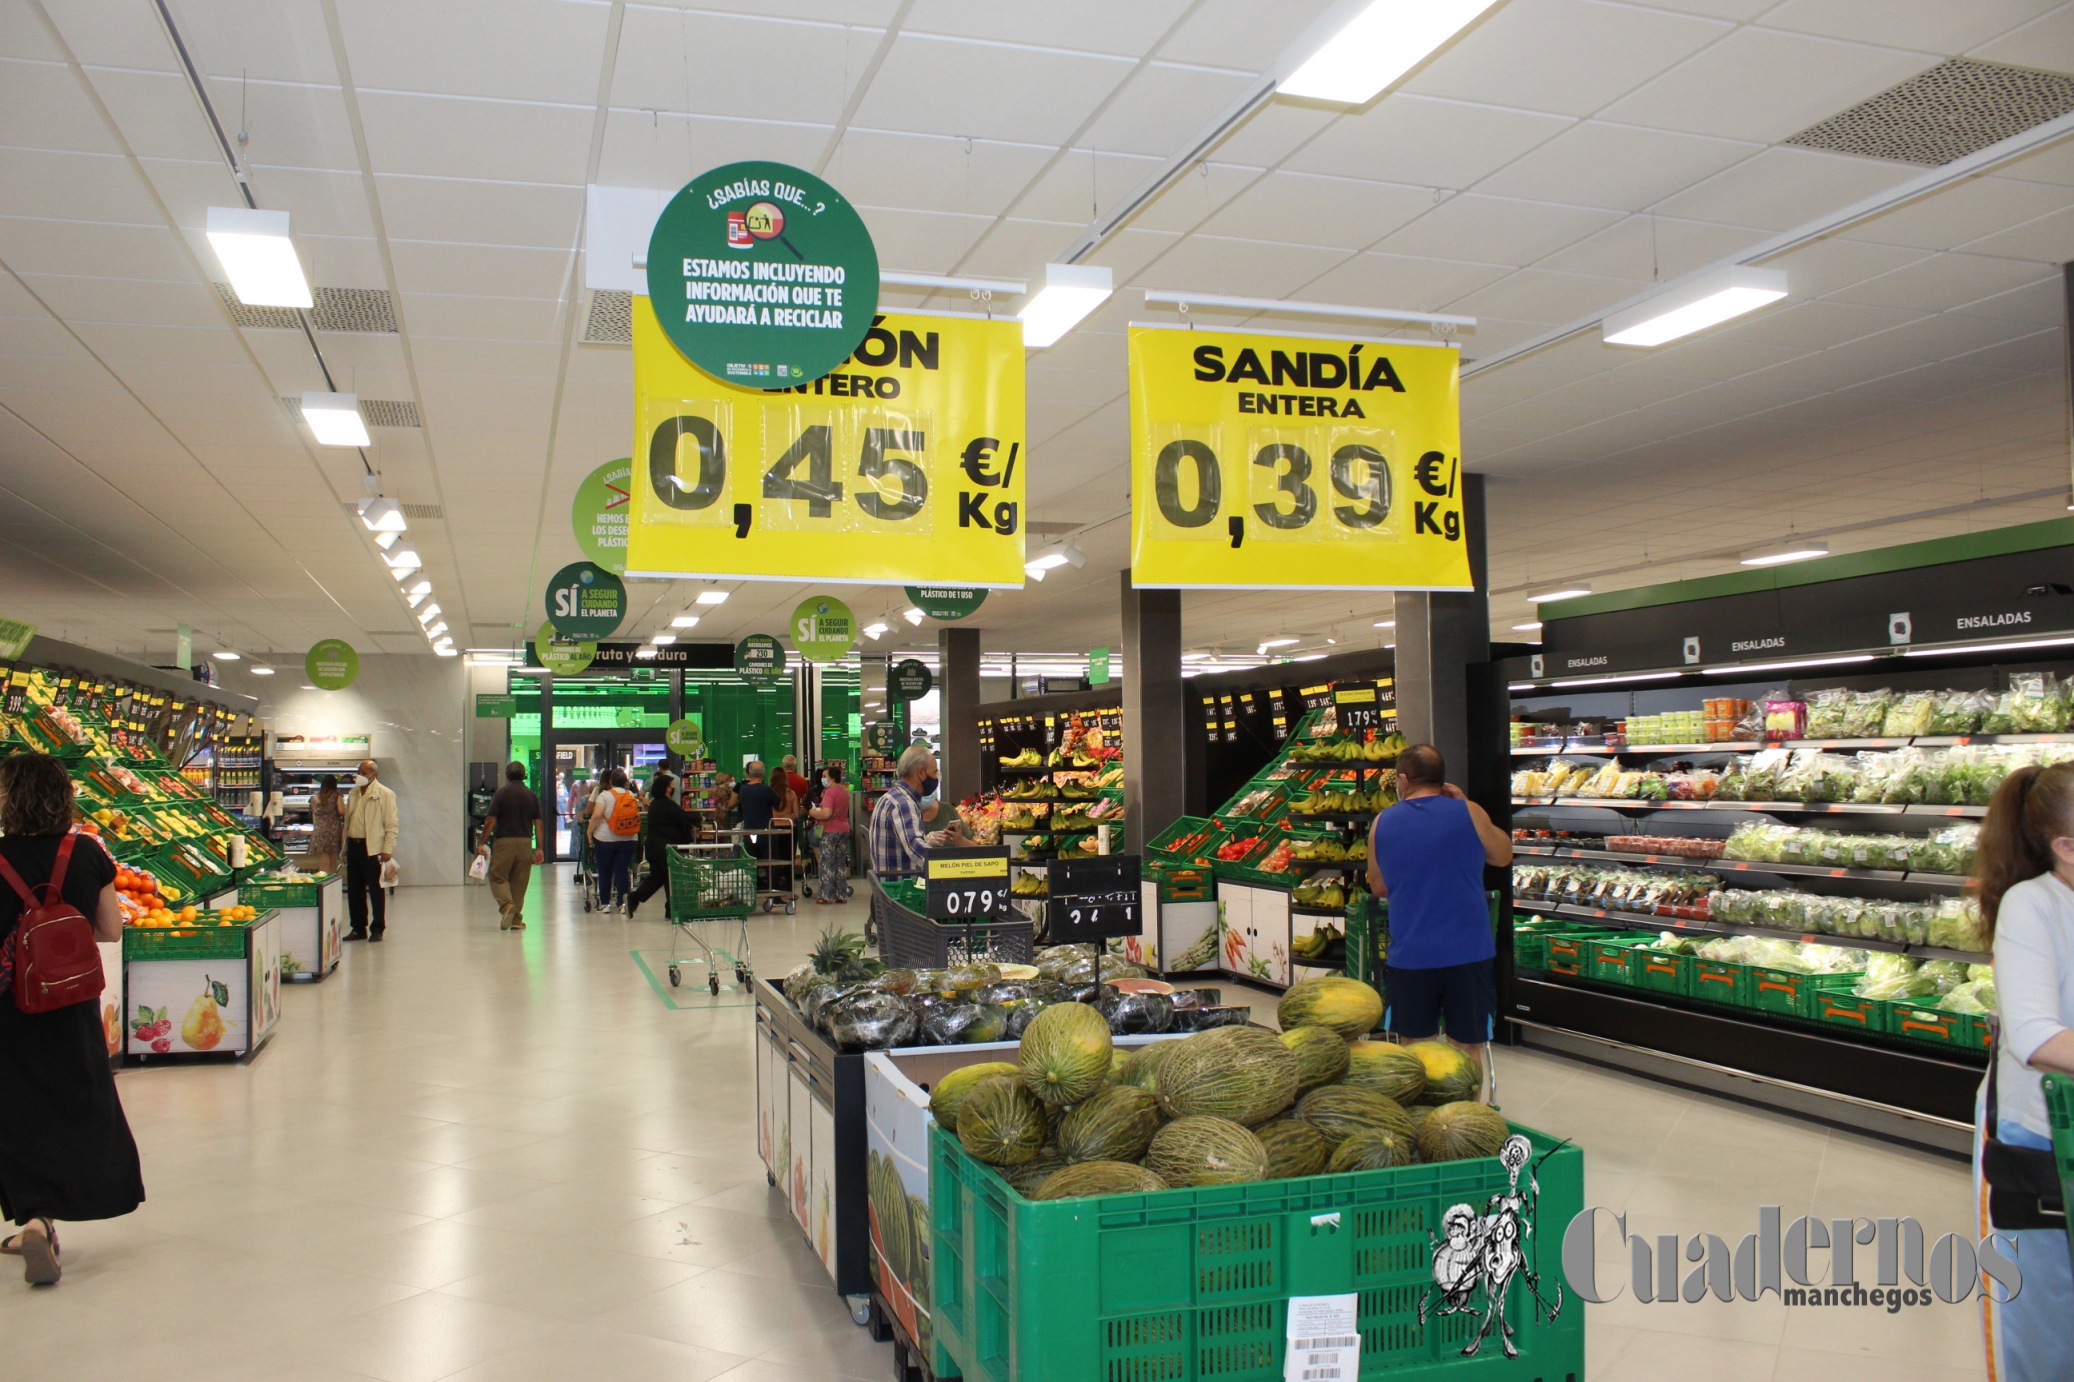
[1366,744,1512,1084]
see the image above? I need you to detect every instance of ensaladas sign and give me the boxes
[627,161,1025,589]
[1126,326,1471,592]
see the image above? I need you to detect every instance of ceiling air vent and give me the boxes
[288,398,420,428]
[1784,58,2074,165]
[215,284,398,332]
[583,290,633,345]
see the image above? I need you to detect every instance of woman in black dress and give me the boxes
[625,771,698,921]
[0,753,144,1284]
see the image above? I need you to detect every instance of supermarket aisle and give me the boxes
[0,874,1982,1382]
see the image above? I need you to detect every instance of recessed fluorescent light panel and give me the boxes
[650,633,677,645]
[1741,540,1830,567]
[1019,263,1112,348]
[213,651,240,661]
[1278,0,1503,105]
[1526,585,1591,603]
[301,392,371,447]
[1602,266,1788,347]
[695,590,729,605]
[670,615,700,628]
[251,666,274,675]
[206,205,312,308]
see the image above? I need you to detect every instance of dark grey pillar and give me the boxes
[1121,570,1185,855]
[938,626,982,804]
[1393,473,1489,784]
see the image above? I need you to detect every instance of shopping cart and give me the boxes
[726,824,799,914]
[665,843,759,993]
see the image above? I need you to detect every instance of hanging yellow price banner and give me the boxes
[1127,326,1471,591]
[627,298,1027,586]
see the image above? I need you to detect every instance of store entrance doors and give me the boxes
[549,736,671,860]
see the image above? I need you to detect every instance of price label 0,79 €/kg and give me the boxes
[1045,854,1143,943]
[627,301,1027,588]
[1127,326,1472,592]
[924,847,1013,922]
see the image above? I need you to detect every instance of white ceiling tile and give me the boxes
[1947,201,2074,263]
[401,292,563,343]
[387,239,573,300]
[1081,225,1183,285]
[337,0,610,105]
[67,66,226,164]
[407,339,562,378]
[1654,146,1918,232]
[168,1,343,87]
[904,0,1194,57]
[356,91,593,184]
[1283,96,1572,191]
[148,160,374,245]
[1825,253,2054,314]
[287,233,391,290]
[371,175,582,250]
[947,217,1079,279]
[1213,103,1339,169]
[1762,237,1930,298]
[1077,63,1257,160]
[1157,0,1343,71]
[1375,194,1620,266]
[1131,234,1355,299]
[0,215,195,283]
[0,56,127,155]
[848,34,1134,146]
[1760,0,2064,54]
[1282,249,1514,313]
[856,204,993,271]
[1405,0,1734,117]
[1600,28,1935,143]
[1846,176,2074,253]
[1475,122,1757,211]
[1535,214,1771,282]
[1943,276,2067,326]
[14,274,223,330]
[0,146,164,224]
[1452,268,1639,326]
[1201,172,1434,251]
[821,130,1053,224]
[613,8,862,125]
[1703,296,1918,351]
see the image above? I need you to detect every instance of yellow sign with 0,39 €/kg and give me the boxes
[1127,325,1472,591]
[626,297,1027,587]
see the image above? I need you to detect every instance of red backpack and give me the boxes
[0,834,105,1014]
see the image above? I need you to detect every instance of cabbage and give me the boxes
[1927,898,1987,953]
[1854,954,1930,1000]
[1915,960,1969,995]
[1940,979,1997,1014]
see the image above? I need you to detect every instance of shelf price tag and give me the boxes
[1045,854,1142,942]
[628,300,1026,587]
[1127,326,1470,591]
[924,846,1012,921]
[1334,682,1383,734]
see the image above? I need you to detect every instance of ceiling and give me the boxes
[2,0,2072,682]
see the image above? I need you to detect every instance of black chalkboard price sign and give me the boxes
[1333,681,1383,734]
[1046,854,1142,942]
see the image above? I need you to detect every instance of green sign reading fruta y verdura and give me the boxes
[305,639,358,691]
[645,160,879,389]
[903,586,988,621]
[545,560,627,639]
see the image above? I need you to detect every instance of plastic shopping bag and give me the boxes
[467,851,489,883]
[380,858,401,889]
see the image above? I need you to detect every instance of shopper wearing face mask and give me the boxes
[869,744,966,878]
[808,762,853,904]
[342,759,399,942]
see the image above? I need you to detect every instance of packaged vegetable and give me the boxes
[2007,672,2067,733]
[1927,689,1987,734]
[1913,960,1970,995]
[1927,897,1987,953]
[1939,979,1997,1014]
[1854,953,1929,1000]
[1764,699,1808,742]
[1883,692,1939,738]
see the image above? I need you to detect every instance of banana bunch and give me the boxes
[999,749,1043,767]
[1289,733,1406,764]
[1291,922,1343,955]
[1289,837,1349,862]
[1011,873,1050,897]
[1292,789,1388,815]
[1001,810,1039,831]
[1056,781,1098,800]
[1347,839,1369,862]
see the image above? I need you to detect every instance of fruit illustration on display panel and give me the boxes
[182,977,230,1050]
[130,1004,174,1054]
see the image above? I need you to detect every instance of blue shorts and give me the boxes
[1384,960,1496,1042]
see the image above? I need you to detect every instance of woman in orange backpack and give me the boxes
[586,768,642,914]
[0,753,143,1285]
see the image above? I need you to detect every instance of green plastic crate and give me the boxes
[1631,947,1692,997]
[1584,937,1645,987]
[930,1123,1584,1382]
[1511,924,1550,970]
[1543,931,1608,977]
[1810,988,1888,1036]
[2044,1075,2074,1266]
[123,919,258,961]
[1888,1001,1990,1052]
[1689,958,1749,1007]
[1146,815,1218,863]
[1748,967,1859,1020]
[238,878,323,909]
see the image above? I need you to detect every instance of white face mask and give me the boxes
[353,774,370,788]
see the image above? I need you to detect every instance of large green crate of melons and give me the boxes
[931,1123,1582,1382]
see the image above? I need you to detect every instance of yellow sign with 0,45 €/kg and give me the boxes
[626,297,1027,587]
[1127,325,1472,591]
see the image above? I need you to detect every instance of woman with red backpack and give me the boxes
[0,753,144,1285]
[586,768,643,915]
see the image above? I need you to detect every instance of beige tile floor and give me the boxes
[0,871,1987,1381]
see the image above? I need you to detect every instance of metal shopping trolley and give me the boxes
[664,843,759,993]
[728,824,799,915]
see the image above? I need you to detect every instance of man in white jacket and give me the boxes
[344,758,400,942]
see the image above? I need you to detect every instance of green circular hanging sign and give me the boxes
[534,622,597,675]
[791,596,856,663]
[645,161,879,389]
[304,639,358,691]
[545,560,626,639]
[735,634,786,683]
[904,586,988,621]
[572,459,632,574]
[890,658,933,702]
[665,717,704,757]
[866,722,901,755]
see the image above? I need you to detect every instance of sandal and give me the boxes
[10,1219,58,1284]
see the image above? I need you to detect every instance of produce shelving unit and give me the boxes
[1498,520,2074,1153]
[986,706,1126,931]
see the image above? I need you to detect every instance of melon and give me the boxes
[928,1061,1021,1130]
[1031,1161,1169,1200]
[1019,1003,1115,1107]
[1297,1085,1414,1150]
[1108,1049,1131,1082]
[1405,1041,1482,1105]
[1057,1085,1163,1164]
[1406,1104,1434,1139]
[1342,1041,1428,1104]
[1417,1101,1510,1163]
[1154,1026,1301,1126]
[1118,1039,1181,1091]
[957,1075,1048,1165]
[1145,1116,1270,1187]
[1002,1147,1069,1195]
[1255,1118,1328,1179]
[1277,975,1383,1039]
[1328,1127,1417,1172]
[1279,1025,1352,1092]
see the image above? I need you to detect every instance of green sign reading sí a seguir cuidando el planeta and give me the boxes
[545,561,626,639]
[791,596,856,663]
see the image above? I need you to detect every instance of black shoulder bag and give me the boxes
[1982,1020,2067,1232]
